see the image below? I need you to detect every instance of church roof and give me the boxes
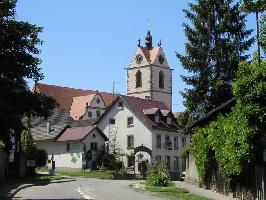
[34,83,116,113]
[139,46,160,64]
[70,94,97,120]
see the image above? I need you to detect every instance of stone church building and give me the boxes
[127,30,172,109]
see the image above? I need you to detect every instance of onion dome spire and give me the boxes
[145,30,153,50]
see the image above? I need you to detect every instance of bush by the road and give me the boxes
[145,163,174,187]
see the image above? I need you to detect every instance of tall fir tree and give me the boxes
[177,0,254,121]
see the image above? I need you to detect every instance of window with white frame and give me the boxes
[127,117,133,126]
[156,134,161,148]
[91,143,98,151]
[182,137,186,147]
[165,156,170,169]
[165,135,172,150]
[174,156,179,170]
[127,135,134,149]
[174,136,178,150]
[167,117,172,125]
[155,115,160,123]
[109,118,115,124]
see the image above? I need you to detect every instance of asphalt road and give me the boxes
[13,178,168,200]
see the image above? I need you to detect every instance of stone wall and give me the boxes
[185,153,200,185]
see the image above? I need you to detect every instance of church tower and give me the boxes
[127,31,172,109]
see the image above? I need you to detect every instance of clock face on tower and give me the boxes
[135,54,143,64]
[158,55,164,64]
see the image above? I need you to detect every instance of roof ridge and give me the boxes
[37,83,114,95]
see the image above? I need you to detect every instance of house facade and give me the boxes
[37,126,107,171]
[97,95,188,174]
[30,107,107,171]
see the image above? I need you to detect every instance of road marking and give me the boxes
[77,186,95,200]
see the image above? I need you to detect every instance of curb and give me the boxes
[6,178,76,199]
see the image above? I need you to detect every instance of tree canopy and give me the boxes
[0,0,56,150]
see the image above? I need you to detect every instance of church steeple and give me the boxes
[145,30,153,50]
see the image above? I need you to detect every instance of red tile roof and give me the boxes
[56,125,107,141]
[121,95,171,128]
[34,83,116,113]
[140,46,160,64]
[70,94,97,120]
[143,108,160,115]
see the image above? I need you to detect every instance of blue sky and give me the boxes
[16,0,257,112]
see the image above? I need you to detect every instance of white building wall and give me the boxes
[152,129,189,173]
[37,140,83,169]
[97,100,153,169]
[97,98,188,173]
[37,129,106,170]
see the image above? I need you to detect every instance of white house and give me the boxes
[37,125,107,171]
[30,107,107,171]
[97,95,188,174]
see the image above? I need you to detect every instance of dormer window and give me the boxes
[155,115,160,123]
[167,117,172,125]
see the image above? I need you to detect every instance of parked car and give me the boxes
[179,171,186,181]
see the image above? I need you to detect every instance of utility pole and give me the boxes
[112,81,120,97]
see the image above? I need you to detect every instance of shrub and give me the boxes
[145,163,174,187]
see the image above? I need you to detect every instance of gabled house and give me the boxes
[96,95,188,174]
[31,107,107,171]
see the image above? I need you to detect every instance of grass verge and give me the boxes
[56,170,113,179]
[130,182,213,200]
